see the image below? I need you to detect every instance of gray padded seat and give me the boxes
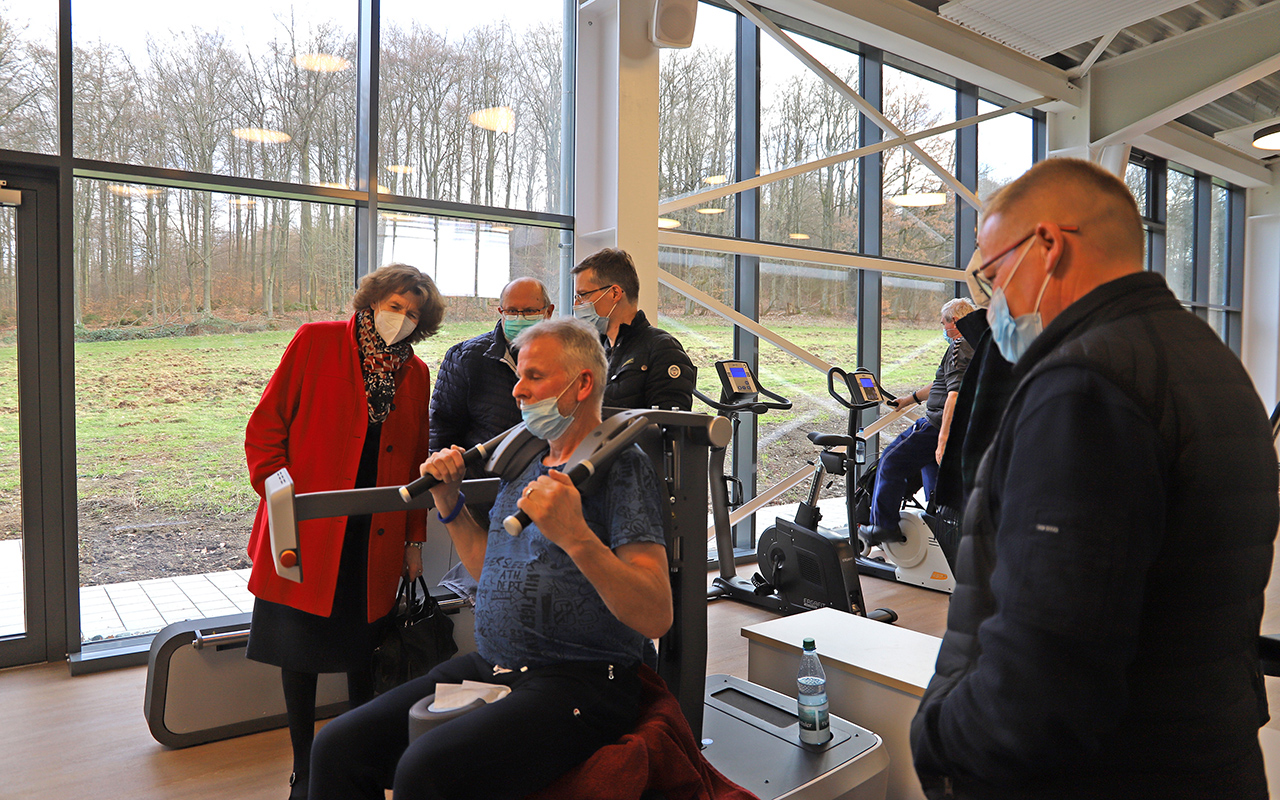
[407,694,487,742]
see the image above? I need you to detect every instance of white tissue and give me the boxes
[428,680,512,712]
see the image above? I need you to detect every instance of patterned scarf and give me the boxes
[356,307,412,425]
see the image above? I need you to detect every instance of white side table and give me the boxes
[743,608,941,800]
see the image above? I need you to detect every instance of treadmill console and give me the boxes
[715,360,760,404]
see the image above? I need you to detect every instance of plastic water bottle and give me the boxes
[797,637,832,745]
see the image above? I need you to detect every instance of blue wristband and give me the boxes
[437,491,466,524]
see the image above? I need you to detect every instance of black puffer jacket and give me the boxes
[429,321,521,474]
[603,310,696,411]
[911,272,1276,800]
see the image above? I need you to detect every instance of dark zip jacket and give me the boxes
[602,310,696,411]
[429,321,521,477]
[911,272,1276,800]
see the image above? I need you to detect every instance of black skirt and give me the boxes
[246,423,389,674]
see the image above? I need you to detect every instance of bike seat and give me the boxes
[808,432,855,449]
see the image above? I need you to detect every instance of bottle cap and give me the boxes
[803,637,815,651]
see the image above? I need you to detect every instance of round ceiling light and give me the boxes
[1252,122,1280,150]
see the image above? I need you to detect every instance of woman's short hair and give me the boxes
[941,297,976,324]
[511,317,608,405]
[352,263,445,344]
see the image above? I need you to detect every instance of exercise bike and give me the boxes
[825,366,958,594]
[696,359,896,622]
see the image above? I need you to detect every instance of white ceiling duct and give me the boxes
[938,0,1193,59]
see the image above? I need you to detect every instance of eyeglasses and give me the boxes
[499,307,548,322]
[573,285,615,304]
[965,225,1079,300]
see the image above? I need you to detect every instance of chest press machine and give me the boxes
[146,409,888,799]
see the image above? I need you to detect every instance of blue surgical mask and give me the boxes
[988,238,1052,364]
[573,294,616,335]
[520,378,581,441]
[502,317,540,343]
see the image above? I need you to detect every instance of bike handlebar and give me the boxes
[827,366,897,411]
[693,385,792,416]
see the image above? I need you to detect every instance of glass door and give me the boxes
[0,169,64,668]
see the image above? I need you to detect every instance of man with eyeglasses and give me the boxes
[429,276,554,476]
[909,158,1276,800]
[570,248,696,411]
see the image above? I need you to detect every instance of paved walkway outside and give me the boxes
[0,539,22,637]
[78,567,255,642]
[0,538,254,641]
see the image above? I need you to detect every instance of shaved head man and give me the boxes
[430,275,554,471]
[911,158,1277,800]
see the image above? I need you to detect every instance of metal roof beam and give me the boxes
[757,0,1081,107]
[1130,122,1274,189]
[727,0,983,211]
[1088,2,1280,148]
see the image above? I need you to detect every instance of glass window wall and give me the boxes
[759,30,860,251]
[977,99,1031,201]
[881,67,955,266]
[379,0,567,213]
[0,1,57,154]
[71,1,357,186]
[1165,167,1196,303]
[73,179,358,641]
[0,204,21,638]
[658,3,736,236]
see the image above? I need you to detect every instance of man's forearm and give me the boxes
[938,391,959,445]
[441,507,488,579]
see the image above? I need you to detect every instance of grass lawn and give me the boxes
[0,315,947,532]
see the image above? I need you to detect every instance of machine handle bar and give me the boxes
[399,425,520,502]
[502,415,653,536]
[693,385,792,416]
[827,366,897,411]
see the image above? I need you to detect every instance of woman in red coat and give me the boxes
[244,263,443,800]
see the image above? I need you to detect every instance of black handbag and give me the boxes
[372,573,458,695]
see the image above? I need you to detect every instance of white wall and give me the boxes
[1244,168,1280,409]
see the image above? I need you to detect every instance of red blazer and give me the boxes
[245,314,431,622]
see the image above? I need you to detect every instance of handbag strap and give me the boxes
[401,573,439,621]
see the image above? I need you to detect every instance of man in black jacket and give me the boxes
[910,158,1277,800]
[570,248,696,411]
[429,276,553,472]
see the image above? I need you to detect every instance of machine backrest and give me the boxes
[611,408,714,739]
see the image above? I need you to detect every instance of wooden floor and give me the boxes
[1,557,1276,800]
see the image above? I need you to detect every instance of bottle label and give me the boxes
[797,699,831,745]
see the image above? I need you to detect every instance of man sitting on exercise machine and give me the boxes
[858,297,976,546]
[308,317,673,800]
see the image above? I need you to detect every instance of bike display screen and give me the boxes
[717,360,758,400]
[853,373,882,403]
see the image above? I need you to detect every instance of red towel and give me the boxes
[526,665,759,800]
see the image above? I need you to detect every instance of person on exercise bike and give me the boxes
[857,297,975,546]
[307,318,673,800]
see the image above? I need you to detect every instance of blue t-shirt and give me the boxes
[474,445,666,669]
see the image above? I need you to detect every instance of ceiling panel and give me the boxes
[903,0,1280,159]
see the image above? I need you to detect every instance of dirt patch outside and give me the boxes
[77,496,253,587]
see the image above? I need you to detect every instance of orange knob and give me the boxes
[280,549,298,569]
